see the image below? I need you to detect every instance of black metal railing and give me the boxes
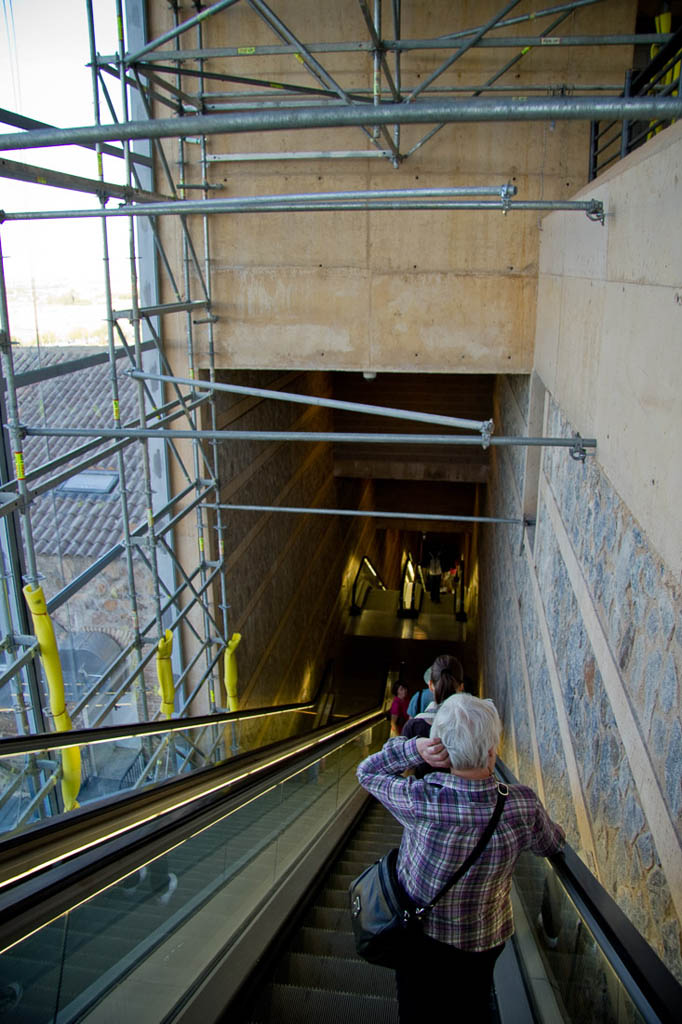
[589,25,682,180]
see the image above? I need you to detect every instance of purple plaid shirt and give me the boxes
[357,737,565,951]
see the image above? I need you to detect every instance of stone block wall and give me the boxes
[480,374,682,982]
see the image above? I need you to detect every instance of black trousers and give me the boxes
[395,932,504,1023]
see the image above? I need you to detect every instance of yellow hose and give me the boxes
[156,629,175,719]
[23,584,81,811]
[224,632,241,711]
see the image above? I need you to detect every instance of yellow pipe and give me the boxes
[649,13,674,137]
[156,629,175,719]
[224,632,241,711]
[23,583,81,811]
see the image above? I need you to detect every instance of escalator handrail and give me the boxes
[0,707,384,877]
[398,551,417,611]
[0,707,385,954]
[0,700,320,759]
[496,759,682,1024]
[350,554,387,611]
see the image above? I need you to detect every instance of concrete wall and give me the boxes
[535,119,682,580]
[479,122,682,982]
[149,0,634,376]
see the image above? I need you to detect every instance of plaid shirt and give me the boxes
[357,737,565,951]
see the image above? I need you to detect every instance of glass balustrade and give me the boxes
[513,848,647,1024]
[0,703,320,838]
[0,719,387,1023]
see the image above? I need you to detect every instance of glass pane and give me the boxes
[0,711,372,838]
[0,913,68,1023]
[0,721,388,1021]
[513,851,646,1024]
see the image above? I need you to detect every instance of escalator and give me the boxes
[232,800,403,1023]
[0,706,680,1024]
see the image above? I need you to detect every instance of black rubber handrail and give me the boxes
[496,759,682,1024]
[350,554,387,613]
[0,698,317,757]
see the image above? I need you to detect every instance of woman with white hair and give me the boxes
[357,692,564,1022]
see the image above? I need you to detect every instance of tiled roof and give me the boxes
[12,347,146,559]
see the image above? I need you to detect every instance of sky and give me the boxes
[0,0,130,305]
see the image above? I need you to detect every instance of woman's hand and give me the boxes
[416,737,451,770]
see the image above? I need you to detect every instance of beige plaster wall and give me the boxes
[149,0,634,376]
[534,120,682,580]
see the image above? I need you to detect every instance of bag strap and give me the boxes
[417,782,508,916]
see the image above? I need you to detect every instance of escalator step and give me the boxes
[326,870,355,890]
[346,834,402,848]
[357,820,401,834]
[249,983,396,1024]
[344,844,400,859]
[293,926,357,959]
[313,887,348,909]
[275,951,395,998]
[304,906,353,932]
[334,853,387,873]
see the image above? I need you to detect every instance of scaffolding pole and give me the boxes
[214,503,525,526]
[21,425,597,451]
[1,98,681,154]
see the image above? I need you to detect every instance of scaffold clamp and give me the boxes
[569,434,588,462]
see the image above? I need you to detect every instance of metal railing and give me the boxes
[589,25,682,180]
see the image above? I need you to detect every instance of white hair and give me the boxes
[430,693,502,770]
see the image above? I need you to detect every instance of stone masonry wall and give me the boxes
[480,374,682,983]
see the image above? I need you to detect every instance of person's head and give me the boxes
[428,654,464,704]
[392,681,408,701]
[430,693,502,771]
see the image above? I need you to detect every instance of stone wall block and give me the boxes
[660,653,679,717]
[661,921,682,975]
[664,719,682,823]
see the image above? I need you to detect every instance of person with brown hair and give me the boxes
[402,654,464,742]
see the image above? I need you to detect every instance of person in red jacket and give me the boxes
[389,681,410,736]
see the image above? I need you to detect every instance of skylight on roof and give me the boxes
[56,470,119,498]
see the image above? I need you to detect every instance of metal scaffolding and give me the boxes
[0,0,679,826]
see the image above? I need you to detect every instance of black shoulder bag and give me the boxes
[349,783,508,968]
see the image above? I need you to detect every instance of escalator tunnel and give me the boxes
[0,683,679,1024]
[0,375,678,1021]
